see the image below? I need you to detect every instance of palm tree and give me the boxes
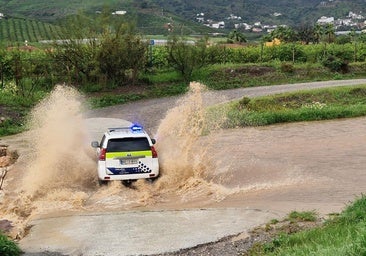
[324,23,335,43]
[313,24,324,44]
[228,30,247,44]
[296,24,315,44]
[270,26,296,43]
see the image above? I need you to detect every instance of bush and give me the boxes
[0,233,21,256]
[237,96,251,109]
[322,55,349,73]
[280,62,295,73]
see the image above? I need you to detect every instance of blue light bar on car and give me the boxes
[130,124,143,132]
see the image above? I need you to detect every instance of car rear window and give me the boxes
[106,137,151,152]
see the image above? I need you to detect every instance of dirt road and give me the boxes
[86,79,366,130]
[1,79,366,255]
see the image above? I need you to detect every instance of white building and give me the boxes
[348,11,364,20]
[113,10,126,15]
[317,16,335,24]
[206,21,225,29]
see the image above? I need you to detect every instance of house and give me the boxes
[112,10,126,15]
[196,13,205,23]
[317,16,335,24]
[207,21,225,29]
[348,11,364,20]
[234,22,252,30]
[252,27,263,33]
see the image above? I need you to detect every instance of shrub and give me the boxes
[0,233,21,256]
[322,55,349,73]
[280,62,295,73]
[237,96,251,109]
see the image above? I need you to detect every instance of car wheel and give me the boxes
[122,180,136,187]
[98,179,109,186]
[146,177,158,184]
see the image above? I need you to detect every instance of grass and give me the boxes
[223,85,366,128]
[287,211,317,222]
[199,62,366,91]
[249,195,366,255]
[88,82,188,108]
[0,91,44,136]
[0,232,21,256]
[2,62,366,136]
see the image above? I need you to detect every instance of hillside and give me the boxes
[1,0,365,25]
[0,0,365,41]
[151,0,366,26]
[0,18,61,43]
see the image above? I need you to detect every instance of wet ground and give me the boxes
[1,79,366,255]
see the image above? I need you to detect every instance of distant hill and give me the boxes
[1,0,365,25]
[0,0,365,42]
[152,0,366,26]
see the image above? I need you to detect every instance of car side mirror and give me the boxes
[91,141,100,148]
[151,139,156,145]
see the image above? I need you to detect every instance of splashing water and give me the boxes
[0,85,97,237]
[150,82,230,202]
[22,85,96,196]
[0,82,306,238]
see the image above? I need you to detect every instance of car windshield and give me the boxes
[106,137,150,152]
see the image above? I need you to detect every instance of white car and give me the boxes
[91,124,159,186]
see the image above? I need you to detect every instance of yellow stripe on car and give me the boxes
[106,151,152,158]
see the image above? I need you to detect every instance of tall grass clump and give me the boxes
[0,233,21,256]
[255,195,366,255]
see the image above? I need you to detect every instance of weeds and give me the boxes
[224,85,366,128]
[287,211,317,222]
[0,232,21,256]
[252,195,366,255]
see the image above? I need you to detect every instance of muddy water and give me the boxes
[206,117,366,215]
[0,82,365,238]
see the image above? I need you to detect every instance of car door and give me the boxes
[105,137,153,175]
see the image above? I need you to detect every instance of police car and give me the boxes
[91,124,159,186]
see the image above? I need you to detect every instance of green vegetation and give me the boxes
[249,195,366,255]
[0,18,61,43]
[0,232,21,256]
[1,0,366,39]
[1,11,366,137]
[287,211,317,222]
[166,36,208,82]
[1,3,366,255]
[224,85,366,128]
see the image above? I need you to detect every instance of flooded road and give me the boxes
[1,80,366,255]
[206,117,366,215]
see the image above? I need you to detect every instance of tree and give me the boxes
[313,24,324,44]
[167,36,207,83]
[324,23,335,43]
[295,24,315,44]
[227,30,247,44]
[121,33,148,85]
[270,26,296,43]
[51,9,148,87]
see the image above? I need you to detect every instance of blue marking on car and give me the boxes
[107,167,151,175]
